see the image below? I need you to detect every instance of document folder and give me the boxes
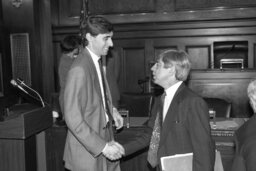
[161,153,193,171]
[161,151,224,171]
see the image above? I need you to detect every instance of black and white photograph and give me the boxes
[0,0,256,171]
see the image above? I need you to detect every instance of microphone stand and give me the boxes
[17,78,45,107]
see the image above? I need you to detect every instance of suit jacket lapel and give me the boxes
[82,48,113,114]
[82,48,102,100]
[159,83,186,146]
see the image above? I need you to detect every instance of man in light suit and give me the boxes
[123,49,215,171]
[58,35,81,119]
[231,79,256,171]
[63,16,124,171]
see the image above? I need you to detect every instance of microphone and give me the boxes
[10,78,45,107]
[10,79,29,94]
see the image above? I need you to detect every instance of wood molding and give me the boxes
[174,0,256,11]
[51,0,256,26]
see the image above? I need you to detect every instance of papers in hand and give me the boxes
[161,153,193,171]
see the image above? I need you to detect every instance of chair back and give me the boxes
[204,97,232,118]
[119,93,153,117]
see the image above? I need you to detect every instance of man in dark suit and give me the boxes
[123,49,215,171]
[63,16,124,171]
[232,79,256,171]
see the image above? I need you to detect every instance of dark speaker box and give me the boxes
[10,33,31,85]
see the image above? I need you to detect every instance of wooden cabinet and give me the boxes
[188,70,256,117]
[45,125,67,171]
[0,105,52,171]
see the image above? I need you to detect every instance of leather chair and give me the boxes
[119,93,154,117]
[204,97,232,118]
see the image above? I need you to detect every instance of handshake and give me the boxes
[102,141,125,161]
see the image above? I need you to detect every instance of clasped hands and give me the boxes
[102,108,124,160]
[102,141,125,161]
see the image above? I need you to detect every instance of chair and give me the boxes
[119,93,154,117]
[204,97,232,118]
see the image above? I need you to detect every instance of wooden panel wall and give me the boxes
[112,20,256,94]
[0,0,54,102]
[188,70,256,117]
[175,0,256,10]
[51,0,256,117]
[51,0,256,25]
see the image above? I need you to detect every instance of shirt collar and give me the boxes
[165,81,183,96]
[86,47,101,63]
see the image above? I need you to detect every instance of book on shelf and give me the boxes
[161,153,193,171]
[215,141,235,147]
[210,118,247,130]
[211,129,235,137]
[210,117,248,137]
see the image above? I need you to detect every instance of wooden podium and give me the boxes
[0,104,53,171]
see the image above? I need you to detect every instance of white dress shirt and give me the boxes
[86,47,109,121]
[163,81,183,121]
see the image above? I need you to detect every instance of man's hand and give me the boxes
[102,141,125,160]
[113,107,123,129]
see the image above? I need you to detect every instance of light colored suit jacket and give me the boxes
[124,83,215,171]
[63,48,120,171]
[58,54,75,116]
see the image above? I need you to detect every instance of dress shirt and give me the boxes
[163,81,183,121]
[86,47,109,122]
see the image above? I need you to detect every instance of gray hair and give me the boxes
[247,79,256,112]
[159,49,191,81]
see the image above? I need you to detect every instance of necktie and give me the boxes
[159,92,166,126]
[147,92,166,167]
[98,59,113,122]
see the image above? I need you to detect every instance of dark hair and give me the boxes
[60,35,81,54]
[80,15,113,46]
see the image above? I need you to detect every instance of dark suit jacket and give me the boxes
[232,115,256,171]
[124,83,215,171]
[63,48,120,171]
